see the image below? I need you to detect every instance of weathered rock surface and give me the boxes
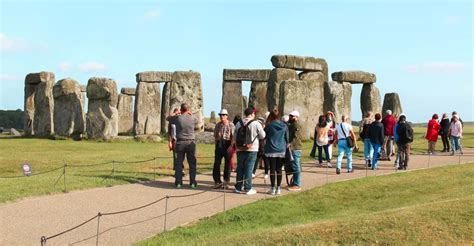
[170,71,204,131]
[24,71,55,137]
[121,87,136,95]
[271,55,328,77]
[79,85,87,92]
[161,82,171,134]
[86,77,119,139]
[117,94,134,134]
[134,82,161,135]
[10,128,21,136]
[53,78,85,138]
[382,93,403,118]
[210,111,216,124]
[299,71,325,81]
[195,131,214,144]
[136,71,172,83]
[249,81,268,118]
[134,135,162,142]
[279,78,325,139]
[204,122,216,132]
[331,71,376,84]
[324,81,352,123]
[223,69,271,82]
[242,96,248,110]
[360,83,381,118]
[267,68,298,111]
[221,81,243,121]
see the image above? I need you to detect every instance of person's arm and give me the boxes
[349,127,358,148]
[257,122,266,140]
[333,125,338,145]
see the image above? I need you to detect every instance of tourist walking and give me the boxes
[264,109,288,195]
[426,114,440,155]
[212,109,235,189]
[315,115,331,167]
[368,113,385,170]
[359,111,374,167]
[382,110,396,160]
[288,111,303,191]
[439,113,451,152]
[334,115,358,174]
[326,111,336,159]
[449,115,463,155]
[234,108,266,195]
[168,103,198,188]
[395,113,413,170]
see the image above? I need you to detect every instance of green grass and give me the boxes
[137,164,474,245]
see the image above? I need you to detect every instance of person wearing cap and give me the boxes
[288,110,303,191]
[395,113,413,170]
[212,109,235,189]
[233,107,266,195]
[382,109,396,160]
[334,115,358,174]
[168,103,198,188]
[425,114,440,155]
[449,115,463,155]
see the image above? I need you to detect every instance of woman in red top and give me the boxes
[425,114,440,155]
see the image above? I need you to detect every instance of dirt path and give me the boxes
[1,150,472,245]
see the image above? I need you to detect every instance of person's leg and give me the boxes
[291,150,301,187]
[372,143,381,169]
[404,143,410,168]
[445,134,450,152]
[269,157,276,188]
[310,139,316,158]
[235,152,246,191]
[441,134,447,151]
[450,137,457,154]
[252,154,259,175]
[276,158,283,187]
[387,137,393,158]
[175,150,185,186]
[230,148,235,171]
[186,142,197,186]
[244,152,258,191]
[328,143,333,159]
[317,145,323,164]
[323,145,330,162]
[336,140,346,171]
[346,144,353,172]
[456,137,463,154]
[223,147,232,183]
[263,156,269,175]
[212,146,223,184]
[382,136,388,158]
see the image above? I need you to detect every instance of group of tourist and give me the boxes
[425,111,464,155]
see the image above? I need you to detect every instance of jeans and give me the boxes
[268,157,284,188]
[371,142,382,170]
[317,145,330,163]
[397,142,410,168]
[336,138,353,171]
[235,151,258,191]
[363,138,374,161]
[212,145,232,184]
[451,136,463,154]
[175,141,197,186]
[291,150,302,187]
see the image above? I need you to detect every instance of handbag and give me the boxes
[340,124,355,148]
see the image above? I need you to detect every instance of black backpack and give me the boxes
[397,123,413,143]
[235,120,256,149]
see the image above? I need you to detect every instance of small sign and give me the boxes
[22,163,32,176]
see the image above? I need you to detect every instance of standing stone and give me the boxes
[382,93,403,118]
[248,81,268,118]
[79,85,87,92]
[117,94,134,135]
[267,68,298,111]
[134,82,161,135]
[53,78,85,138]
[360,83,382,118]
[121,87,136,95]
[170,71,204,131]
[279,78,325,140]
[331,71,376,84]
[24,71,55,137]
[161,82,171,134]
[210,111,216,124]
[221,80,243,121]
[223,69,271,82]
[324,81,352,123]
[86,77,119,139]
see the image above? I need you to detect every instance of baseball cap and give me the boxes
[289,110,300,117]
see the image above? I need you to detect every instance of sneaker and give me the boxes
[268,187,276,195]
[246,189,257,195]
[264,174,269,179]
[397,166,404,170]
[276,187,282,195]
[190,183,197,189]
[288,185,301,191]
[213,183,223,189]
[176,184,182,189]
[252,173,256,178]
[327,162,332,168]
[388,157,391,161]
[317,162,323,167]
[336,168,341,175]
[233,188,241,194]
[367,160,372,168]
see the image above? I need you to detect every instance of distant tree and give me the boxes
[0,109,24,129]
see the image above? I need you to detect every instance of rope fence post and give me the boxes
[96,212,101,246]
[163,196,169,232]
[41,236,46,246]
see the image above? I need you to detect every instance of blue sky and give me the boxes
[0,0,472,123]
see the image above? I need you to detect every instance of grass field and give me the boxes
[0,126,472,203]
[137,164,474,245]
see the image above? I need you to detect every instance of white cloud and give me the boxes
[58,62,72,72]
[401,62,467,74]
[143,9,160,22]
[0,33,28,53]
[0,74,23,81]
[77,62,108,72]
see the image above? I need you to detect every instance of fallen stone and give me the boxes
[134,82,161,135]
[267,68,298,111]
[53,78,86,138]
[331,71,376,84]
[324,81,352,123]
[24,72,55,137]
[221,81,243,121]
[248,81,268,118]
[223,69,271,82]
[117,94,134,135]
[136,71,172,83]
[86,77,119,139]
[121,87,136,95]
[382,93,403,118]
[360,83,381,118]
[10,128,21,137]
[271,55,327,73]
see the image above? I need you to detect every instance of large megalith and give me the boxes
[24,71,55,137]
[324,81,352,123]
[271,55,328,81]
[117,88,135,135]
[331,71,376,84]
[221,80,243,121]
[248,81,268,118]
[279,77,325,139]
[53,78,85,138]
[360,83,381,118]
[170,71,204,131]
[86,77,119,139]
[267,68,298,111]
[382,93,403,118]
[161,82,171,134]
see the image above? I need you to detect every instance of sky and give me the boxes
[0,0,472,123]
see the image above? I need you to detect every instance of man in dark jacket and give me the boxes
[368,113,385,170]
[395,113,413,170]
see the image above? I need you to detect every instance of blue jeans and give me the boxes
[363,138,374,161]
[451,136,463,154]
[235,151,258,191]
[291,150,302,186]
[371,143,382,170]
[317,145,330,163]
[336,138,353,171]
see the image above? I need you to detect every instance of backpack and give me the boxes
[235,120,257,149]
[359,122,371,139]
[397,123,413,143]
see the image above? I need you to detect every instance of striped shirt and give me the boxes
[214,121,235,141]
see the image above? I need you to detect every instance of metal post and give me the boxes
[163,196,169,231]
[41,236,47,246]
[96,213,101,246]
